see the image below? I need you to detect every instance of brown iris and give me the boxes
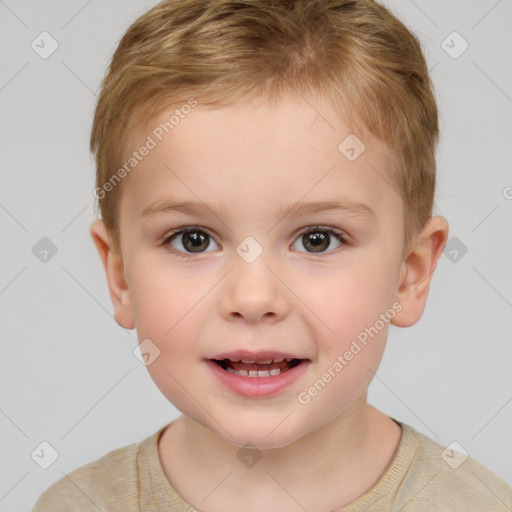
[301,231,330,252]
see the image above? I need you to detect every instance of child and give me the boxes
[32,0,512,510]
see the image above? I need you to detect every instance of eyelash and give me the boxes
[162,225,348,258]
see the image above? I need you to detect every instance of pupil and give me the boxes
[304,232,328,252]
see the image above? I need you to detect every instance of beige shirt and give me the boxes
[32,420,512,511]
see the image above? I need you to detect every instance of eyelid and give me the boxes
[165,224,213,237]
[295,224,346,238]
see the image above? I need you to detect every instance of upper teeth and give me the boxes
[220,358,297,378]
[226,367,282,377]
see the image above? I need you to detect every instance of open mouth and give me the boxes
[210,358,303,377]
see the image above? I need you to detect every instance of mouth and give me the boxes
[210,357,303,377]
[206,351,310,397]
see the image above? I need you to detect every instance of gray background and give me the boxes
[1,1,511,510]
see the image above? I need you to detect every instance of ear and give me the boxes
[391,216,449,327]
[89,220,135,330]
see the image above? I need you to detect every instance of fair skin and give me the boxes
[91,92,448,511]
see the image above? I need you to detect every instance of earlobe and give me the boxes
[391,216,449,327]
[89,220,135,330]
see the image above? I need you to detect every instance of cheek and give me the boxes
[127,260,213,379]
[127,264,210,414]
[293,256,398,401]
[128,256,206,339]
[296,258,397,343]
[131,281,183,341]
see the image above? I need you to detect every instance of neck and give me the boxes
[159,398,401,512]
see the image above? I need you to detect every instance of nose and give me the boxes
[218,252,290,324]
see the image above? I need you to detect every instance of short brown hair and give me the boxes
[90,0,438,250]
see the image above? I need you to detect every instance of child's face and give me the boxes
[96,93,423,448]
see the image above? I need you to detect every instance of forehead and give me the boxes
[119,93,400,228]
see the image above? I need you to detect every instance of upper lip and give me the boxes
[208,350,307,363]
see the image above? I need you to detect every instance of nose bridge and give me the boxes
[219,240,289,323]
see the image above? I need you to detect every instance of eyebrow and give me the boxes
[141,198,375,222]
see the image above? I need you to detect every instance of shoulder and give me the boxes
[396,425,512,511]
[31,437,145,512]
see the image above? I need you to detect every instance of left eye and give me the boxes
[291,227,346,253]
[166,227,220,254]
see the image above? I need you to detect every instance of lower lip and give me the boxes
[205,359,309,398]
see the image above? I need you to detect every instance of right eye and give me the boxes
[164,226,220,255]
